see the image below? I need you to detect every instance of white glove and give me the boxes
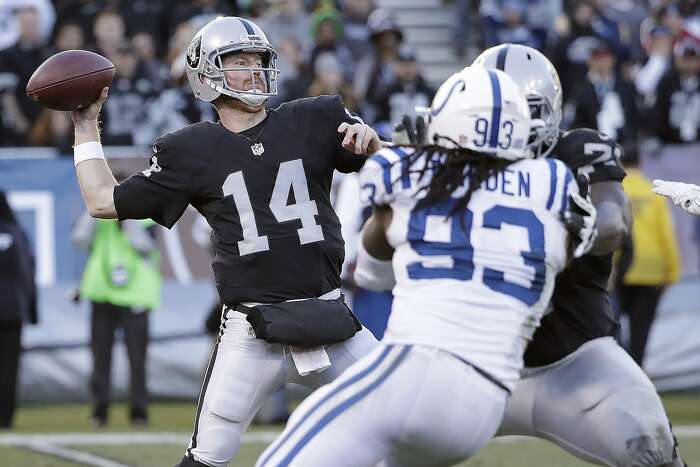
[563,192,598,258]
[652,179,700,216]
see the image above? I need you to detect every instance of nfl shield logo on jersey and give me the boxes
[251,142,265,156]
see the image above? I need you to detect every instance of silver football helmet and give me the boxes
[185,16,279,107]
[472,44,562,157]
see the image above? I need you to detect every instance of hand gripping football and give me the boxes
[26,50,115,111]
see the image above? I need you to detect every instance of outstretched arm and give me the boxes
[70,87,118,218]
[652,179,700,216]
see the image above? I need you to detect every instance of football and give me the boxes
[25,50,115,111]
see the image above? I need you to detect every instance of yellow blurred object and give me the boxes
[622,168,681,285]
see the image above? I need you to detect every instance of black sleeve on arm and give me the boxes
[327,94,368,173]
[113,135,197,229]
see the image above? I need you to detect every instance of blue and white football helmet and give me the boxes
[427,66,533,160]
[185,16,280,107]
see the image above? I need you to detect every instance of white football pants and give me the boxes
[185,307,378,467]
[256,344,508,467]
[498,337,678,467]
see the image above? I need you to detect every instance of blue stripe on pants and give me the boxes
[258,345,395,466]
[276,345,412,466]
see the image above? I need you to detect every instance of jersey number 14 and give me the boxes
[223,159,324,255]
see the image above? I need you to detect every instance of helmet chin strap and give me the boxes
[205,77,270,107]
[236,92,269,107]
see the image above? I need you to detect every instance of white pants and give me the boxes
[257,344,508,467]
[498,337,678,467]
[185,308,379,467]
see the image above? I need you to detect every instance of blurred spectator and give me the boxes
[51,21,85,53]
[89,7,126,59]
[269,37,311,106]
[635,25,674,107]
[641,4,685,55]
[166,20,197,67]
[131,31,167,86]
[480,0,539,49]
[307,52,358,111]
[550,0,622,101]
[0,6,49,146]
[167,0,238,42]
[354,9,402,123]
[0,190,38,428]
[118,0,168,56]
[526,0,563,48]
[246,0,271,19]
[258,0,312,52]
[100,43,159,146]
[53,0,107,45]
[28,108,73,152]
[651,37,700,144]
[453,0,473,58]
[340,0,375,61]
[71,202,161,427]
[133,54,215,146]
[566,38,639,144]
[0,0,56,50]
[618,147,680,367]
[375,45,434,126]
[600,0,649,63]
[307,5,355,84]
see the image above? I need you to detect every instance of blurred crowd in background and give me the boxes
[0,0,699,156]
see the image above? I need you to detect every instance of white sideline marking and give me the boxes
[0,431,281,446]
[20,442,131,467]
[1,432,281,467]
[3,427,700,467]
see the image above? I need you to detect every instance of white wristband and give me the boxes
[74,141,105,167]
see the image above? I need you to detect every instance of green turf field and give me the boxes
[2,393,699,466]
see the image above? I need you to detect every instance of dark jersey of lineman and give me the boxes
[523,128,626,367]
[114,95,366,304]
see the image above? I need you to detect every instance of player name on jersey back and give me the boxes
[359,147,576,390]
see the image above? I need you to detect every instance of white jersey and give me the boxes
[358,147,576,390]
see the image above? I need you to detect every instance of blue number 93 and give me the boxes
[407,200,545,306]
[473,118,514,150]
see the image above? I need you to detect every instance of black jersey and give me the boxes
[114,95,366,304]
[523,128,626,367]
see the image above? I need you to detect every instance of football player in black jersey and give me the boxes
[474,44,686,467]
[69,17,383,467]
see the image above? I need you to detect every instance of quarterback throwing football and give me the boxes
[70,16,384,467]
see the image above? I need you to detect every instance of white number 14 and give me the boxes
[222,159,325,255]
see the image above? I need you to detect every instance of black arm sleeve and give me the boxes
[113,134,200,229]
[328,95,369,173]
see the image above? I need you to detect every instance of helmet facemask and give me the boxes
[526,94,560,158]
[202,49,280,107]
